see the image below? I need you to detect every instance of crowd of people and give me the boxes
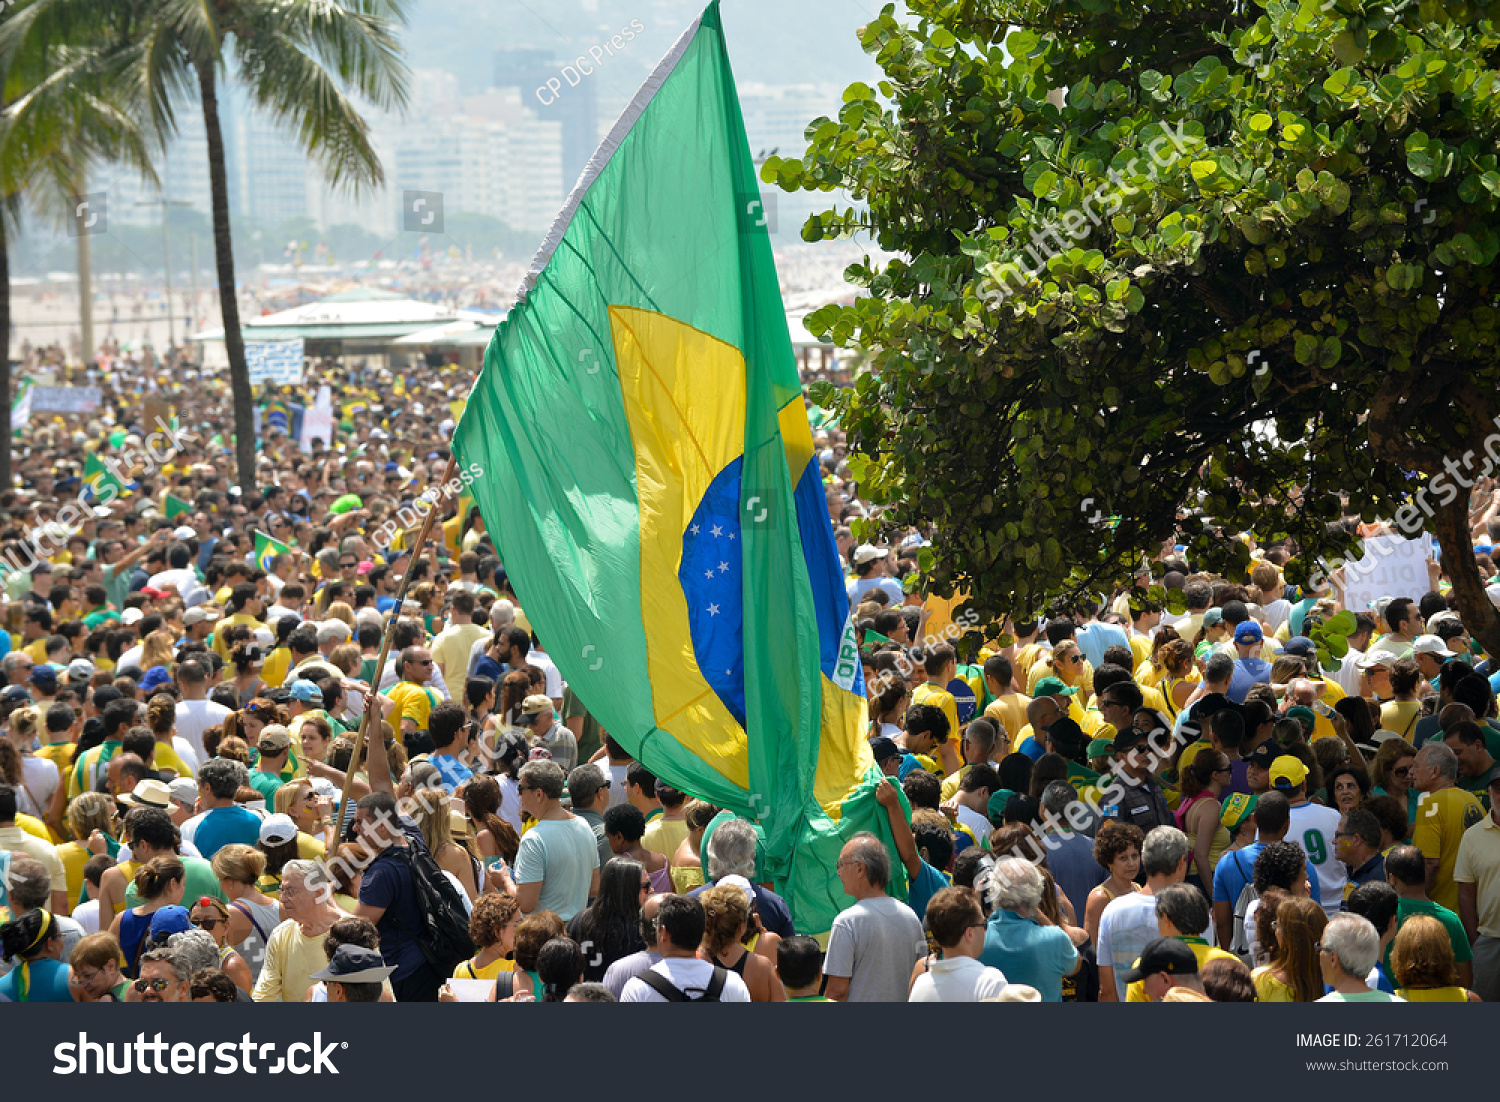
[2,339,1500,1004]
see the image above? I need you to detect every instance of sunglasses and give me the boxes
[192,917,222,929]
[134,977,172,993]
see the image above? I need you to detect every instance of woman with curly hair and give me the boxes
[698,880,785,1002]
[1084,820,1143,946]
[452,892,520,981]
[502,910,565,1002]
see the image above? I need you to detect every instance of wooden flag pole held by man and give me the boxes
[333,456,458,840]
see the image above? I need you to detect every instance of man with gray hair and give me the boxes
[316,619,352,656]
[127,946,191,1002]
[1097,825,1192,1001]
[1316,913,1405,1001]
[252,859,354,1002]
[1412,739,1486,912]
[180,757,259,860]
[687,817,796,937]
[979,855,1080,1002]
[823,831,925,1002]
[568,763,615,872]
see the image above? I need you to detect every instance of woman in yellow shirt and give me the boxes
[1379,659,1424,742]
[1250,893,1327,1002]
[451,891,518,980]
[669,800,718,895]
[1391,915,1482,1002]
[54,793,119,908]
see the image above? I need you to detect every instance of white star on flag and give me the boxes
[707,603,720,616]
[690,523,700,535]
[710,524,723,538]
[718,561,729,573]
[705,570,715,580]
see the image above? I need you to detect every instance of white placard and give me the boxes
[444,978,495,1003]
[300,385,333,453]
[245,339,305,385]
[28,385,102,413]
[1340,533,1432,612]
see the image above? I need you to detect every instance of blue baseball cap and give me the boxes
[287,679,323,703]
[149,905,192,939]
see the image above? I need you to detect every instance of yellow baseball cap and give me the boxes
[1270,755,1309,789]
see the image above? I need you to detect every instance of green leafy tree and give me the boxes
[767,0,1500,657]
[4,0,411,491]
[0,9,155,491]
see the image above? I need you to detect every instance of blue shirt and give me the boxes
[1227,657,1271,704]
[1075,622,1130,670]
[359,815,434,980]
[1211,841,1307,905]
[191,805,263,861]
[0,957,72,1002]
[979,908,1078,1003]
[430,753,473,794]
[906,860,950,922]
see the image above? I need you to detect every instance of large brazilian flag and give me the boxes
[453,1,900,933]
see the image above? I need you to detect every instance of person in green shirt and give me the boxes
[249,725,293,802]
[776,935,830,1001]
[1384,843,1473,986]
[1444,721,1500,810]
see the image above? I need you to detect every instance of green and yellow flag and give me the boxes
[253,531,290,572]
[453,2,892,934]
[83,454,128,502]
[164,493,192,520]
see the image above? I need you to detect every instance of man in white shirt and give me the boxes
[1273,755,1346,915]
[173,659,231,764]
[909,885,1007,1001]
[148,540,209,607]
[620,895,751,1002]
[1098,826,1193,1001]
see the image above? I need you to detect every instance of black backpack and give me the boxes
[634,965,728,1002]
[385,841,476,974]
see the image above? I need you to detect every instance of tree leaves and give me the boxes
[772,0,1500,632]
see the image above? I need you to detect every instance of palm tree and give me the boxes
[7,0,411,492]
[0,21,157,492]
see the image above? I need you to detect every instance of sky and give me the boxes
[403,0,895,116]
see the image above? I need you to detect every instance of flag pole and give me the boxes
[333,455,459,840]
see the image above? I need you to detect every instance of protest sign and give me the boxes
[29,385,102,413]
[1340,533,1433,613]
[246,340,305,385]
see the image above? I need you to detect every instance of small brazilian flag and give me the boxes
[84,453,128,501]
[452,1,891,936]
[164,493,192,520]
[254,531,290,571]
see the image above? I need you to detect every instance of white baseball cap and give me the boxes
[1411,634,1457,658]
[172,525,196,540]
[851,543,889,565]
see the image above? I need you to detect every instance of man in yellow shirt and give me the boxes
[20,604,53,664]
[1124,883,1239,1001]
[381,646,439,739]
[911,644,960,748]
[981,655,1030,743]
[1412,741,1487,912]
[211,584,269,661]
